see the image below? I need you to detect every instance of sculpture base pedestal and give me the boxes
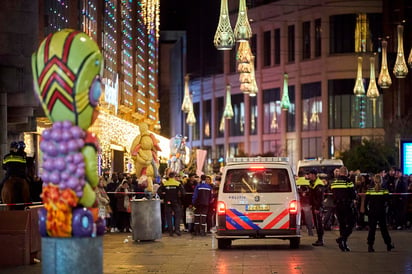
[41,237,103,274]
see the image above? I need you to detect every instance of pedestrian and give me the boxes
[106,173,120,232]
[392,168,408,230]
[331,166,357,251]
[95,176,112,232]
[365,174,394,252]
[192,174,213,236]
[115,178,132,232]
[157,172,185,236]
[296,171,314,236]
[307,169,325,246]
[183,173,197,232]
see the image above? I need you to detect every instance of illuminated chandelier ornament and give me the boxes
[366,56,380,99]
[234,0,252,42]
[223,85,234,119]
[237,41,253,65]
[270,110,278,129]
[181,74,192,113]
[408,47,412,68]
[354,13,372,53]
[248,56,258,97]
[393,24,408,78]
[281,73,290,110]
[186,103,196,126]
[353,56,365,96]
[378,40,392,89]
[213,0,235,50]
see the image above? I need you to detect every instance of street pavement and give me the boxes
[1,228,412,274]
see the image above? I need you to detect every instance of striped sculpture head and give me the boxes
[32,29,103,130]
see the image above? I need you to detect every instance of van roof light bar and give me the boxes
[227,157,289,163]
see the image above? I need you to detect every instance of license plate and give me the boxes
[245,204,270,211]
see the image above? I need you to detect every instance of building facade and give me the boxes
[1,0,165,176]
[187,0,412,171]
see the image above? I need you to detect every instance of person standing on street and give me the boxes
[157,172,185,236]
[296,171,314,236]
[331,166,357,251]
[192,174,213,236]
[307,169,325,246]
[365,174,394,252]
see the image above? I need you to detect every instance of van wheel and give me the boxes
[290,238,300,249]
[218,239,232,249]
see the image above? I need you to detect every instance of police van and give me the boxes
[296,158,343,179]
[215,157,301,249]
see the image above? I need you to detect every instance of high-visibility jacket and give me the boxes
[365,188,389,217]
[157,178,185,204]
[309,177,325,211]
[331,176,356,204]
[2,152,27,177]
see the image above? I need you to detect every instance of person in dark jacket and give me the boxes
[157,172,185,236]
[331,166,357,252]
[365,174,394,252]
[192,174,213,236]
[296,172,314,236]
[182,173,197,232]
[307,169,325,246]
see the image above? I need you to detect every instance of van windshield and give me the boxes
[223,168,291,193]
[298,165,341,179]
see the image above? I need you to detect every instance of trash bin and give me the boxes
[131,199,162,241]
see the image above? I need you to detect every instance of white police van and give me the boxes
[297,158,343,179]
[215,157,301,249]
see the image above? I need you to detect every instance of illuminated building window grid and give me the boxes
[120,1,133,107]
[103,0,117,87]
[81,0,97,39]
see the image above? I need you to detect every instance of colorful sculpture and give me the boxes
[32,29,104,237]
[168,134,189,174]
[130,122,161,193]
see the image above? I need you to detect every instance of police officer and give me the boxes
[296,171,314,236]
[192,174,213,236]
[1,141,27,182]
[157,172,185,236]
[307,169,325,246]
[331,166,356,251]
[365,174,394,252]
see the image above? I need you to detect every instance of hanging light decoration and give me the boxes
[281,73,290,110]
[393,24,408,78]
[223,85,234,119]
[378,40,392,89]
[237,41,253,80]
[366,56,380,99]
[186,102,196,126]
[408,47,412,68]
[354,13,372,53]
[248,56,258,97]
[237,41,253,65]
[353,56,365,96]
[213,0,235,50]
[270,108,278,129]
[234,0,252,42]
[181,74,192,113]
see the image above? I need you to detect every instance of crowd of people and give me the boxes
[2,139,412,252]
[297,165,412,252]
[94,169,220,237]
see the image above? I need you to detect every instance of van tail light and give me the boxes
[289,200,298,214]
[217,201,226,215]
